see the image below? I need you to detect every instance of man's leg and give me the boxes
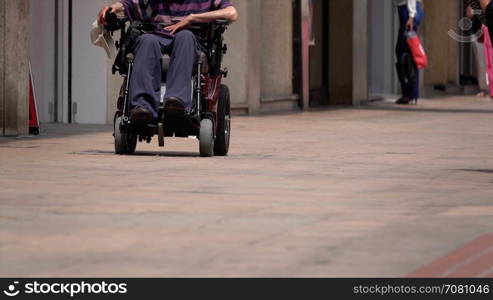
[129,34,171,121]
[163,30,198,113]
[410,26,420,101]
[473,41,488,92]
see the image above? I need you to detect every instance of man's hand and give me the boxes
[406,17,415,32]
[164,15,194,35]
[97,3,124,26]
[98,6,110,25]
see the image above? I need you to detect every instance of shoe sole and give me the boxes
[130,111,154,124]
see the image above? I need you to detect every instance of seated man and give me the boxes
[98,0,238,123]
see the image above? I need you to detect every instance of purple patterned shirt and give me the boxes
[120,0,233,38]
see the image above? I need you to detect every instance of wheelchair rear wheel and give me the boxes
[199,118,214,157]
[214,85,231,156]
[114,115,137,155]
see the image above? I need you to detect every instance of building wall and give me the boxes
[29,0,108,125]
[260,0,293,99]
[0,0,4,135]
[222,0,296,113]
[310,0,324,92]
[329,0,353,105]
[309,0,330,106]
[222,0,248,109]
[260,0,297,111]
[369,0,398,96]
[72,0,108,124]
[29,0,56,123]
[329,0,369,105]
[352,0,369,103]
[1,0,30,136]
[423,0,460,86]
[55,0,70,124]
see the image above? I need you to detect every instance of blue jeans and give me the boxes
[396,2,424,100]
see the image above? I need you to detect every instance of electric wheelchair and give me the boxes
[105,11,231,157]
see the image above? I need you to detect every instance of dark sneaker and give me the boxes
[396,97,412,105]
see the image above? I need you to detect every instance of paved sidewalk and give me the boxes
[1,96,493,277]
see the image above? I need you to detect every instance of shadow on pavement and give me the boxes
[249,102,493,117]
[0,124,113,144]
[361,104,493,114]
[454,169,493,174]
[74,150,200,158]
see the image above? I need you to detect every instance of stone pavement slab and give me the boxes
[1,96,493,277]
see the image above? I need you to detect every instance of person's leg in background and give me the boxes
[395,2,424,105]
[481,25,493,98]
[395,5,414,104]
[472,40,488,96]
[410,2,425,103]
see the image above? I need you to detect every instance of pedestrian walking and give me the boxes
[465,4,489,97]
[394,0,425,105]
[468,0,493,98]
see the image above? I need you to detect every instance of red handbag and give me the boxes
[406,31,428,69]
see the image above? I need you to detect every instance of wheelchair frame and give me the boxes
[105,12,231,157]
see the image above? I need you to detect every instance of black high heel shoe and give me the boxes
[396,97,412,105]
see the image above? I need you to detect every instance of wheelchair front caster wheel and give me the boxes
[199,118,214,157]
[114,115,137,155]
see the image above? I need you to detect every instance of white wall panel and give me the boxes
[72,0,107,124]
[29,0,56,123]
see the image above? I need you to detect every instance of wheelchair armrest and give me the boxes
[187,23,209,31]
[187,20,230,31]
[215,19,231,26]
